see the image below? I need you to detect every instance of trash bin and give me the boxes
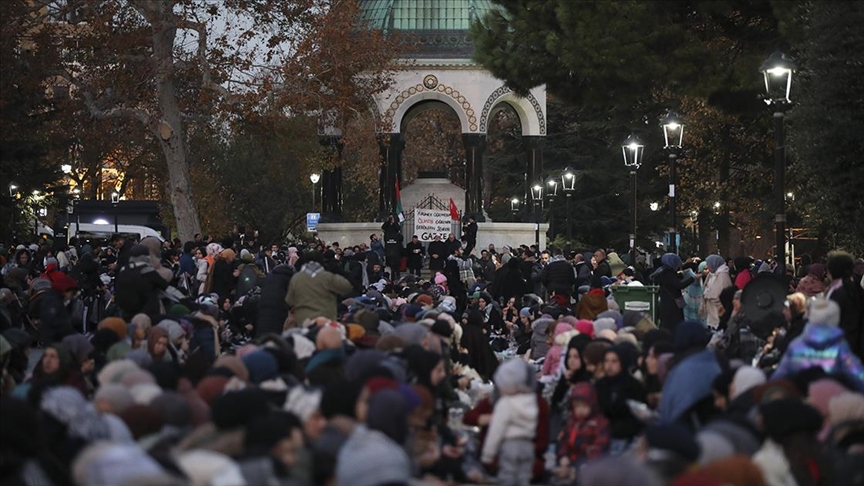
[611,285,659,324]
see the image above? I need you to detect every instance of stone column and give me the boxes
[377,133,404,220]
[462,133,486,221]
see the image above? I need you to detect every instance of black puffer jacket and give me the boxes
[255,264,294,338]
[542,259,576,296]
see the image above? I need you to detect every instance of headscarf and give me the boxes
[367,389,409,444]
[147,327,170,359]
[220,249,236,263]
[661,253,683,271]
[807,263,826,279]
[402,345,442,390]
[706,254,725,273]
[41,386,110,441]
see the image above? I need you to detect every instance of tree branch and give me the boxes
[175,18,233,101]
[81,91,153,127]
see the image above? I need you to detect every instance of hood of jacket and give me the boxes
[531,316,555,336]
[570,382,601,416]
[801,323,847,350]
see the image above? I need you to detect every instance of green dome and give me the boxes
[358,0,497,59]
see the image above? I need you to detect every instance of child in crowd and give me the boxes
[556,382,611,481]
[481,359,539,486]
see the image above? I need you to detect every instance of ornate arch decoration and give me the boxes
[382,75,477,134]
[478,86,546,136]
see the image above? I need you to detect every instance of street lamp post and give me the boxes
[111,191,120,234]
[8,184,18,242]
[760,50,795,272]
[561,166,576,241]
[545,175,559,239]
[622,134,644,265]
[661,111,685,254]
[310,173,320,213]
[530,182,543,246]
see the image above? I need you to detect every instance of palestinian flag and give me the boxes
[395,177,405,223]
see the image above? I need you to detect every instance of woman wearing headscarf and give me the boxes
[650,254,694,333]
[460,310,499,381]
[594,344,647,454]
[703,254,733,330]
[26,342,89,396]
[795,262,826,298]
[682,261,707,325]
[209,248,237,302]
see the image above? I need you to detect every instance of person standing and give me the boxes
[405,235,424,277]
[428,234,447,274]
[462,215,478,256]
[381,215,403,279]
[703,254,733,330]
[650,253,695,332]
[592,249,612,278]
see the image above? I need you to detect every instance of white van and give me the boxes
[67,223,166,242]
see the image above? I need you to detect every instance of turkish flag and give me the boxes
[449,198,459,220]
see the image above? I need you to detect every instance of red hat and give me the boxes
[48,271,79,293]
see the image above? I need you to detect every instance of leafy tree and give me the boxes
[784,1,864,254]
[25,0,398,240]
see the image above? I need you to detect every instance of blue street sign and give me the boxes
[306,212,320,233]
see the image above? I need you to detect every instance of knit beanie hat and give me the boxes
[434,272,447,285]
[597,310,624,329]
[336,426,411,486]
[320,379,363,419]
[760,399,823,441]
[493,358,534,395]
[574,319,595,338]
[730,366,766,400]
[195,375,230,405]
[241,350,279,385]
[211,389,270,430]
[94,384,135,414]
[806,298,841,326]
[150,391,193,427]
[212,355,250,383]
[593,317,617,336]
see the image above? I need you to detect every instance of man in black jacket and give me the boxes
[593,249,612,278]
[542,248,576,298]
[405,235,425,277]
[462,215,478,255]
[428,234,447,273]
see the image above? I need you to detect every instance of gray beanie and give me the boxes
[807,298,840,326]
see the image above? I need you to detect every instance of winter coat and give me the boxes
[480,393,538,464]
[195,259,209,295]
[796,275,826,298]
[652,266,694,332]
[704,265,733,329]
[285,262,352,326]
[557,383,611,464]
[405,241,424,269]
[530,317,555,361]
[541,323,579,377]
[489,259,528,302]
[256,264,293,337]
[773,323,864,392]
[427,241,448,271]
[594,372,647,440]
[114,261,168,319]
[827,281,864,360]
[542,258,576,297]
[370,240,385,263]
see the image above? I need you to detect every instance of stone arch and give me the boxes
[478,86,546,136]
[383,82,477,134]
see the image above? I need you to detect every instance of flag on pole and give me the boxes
[395,178,405,223]
[449,198,459,221]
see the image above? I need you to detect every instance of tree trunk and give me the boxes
[152,17,201,242]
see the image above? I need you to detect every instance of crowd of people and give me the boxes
[0,225,862,486]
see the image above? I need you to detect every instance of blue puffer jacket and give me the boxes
[773,323,864,392]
